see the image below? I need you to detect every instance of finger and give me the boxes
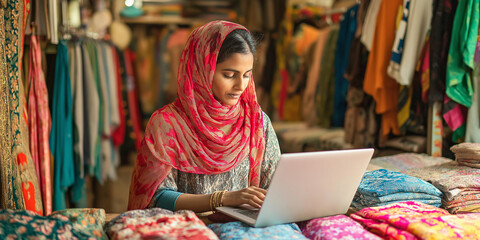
[248,195,264,208]
[247,187,266,200]
[250,186,267,195]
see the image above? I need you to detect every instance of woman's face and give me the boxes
[212,52,254,106]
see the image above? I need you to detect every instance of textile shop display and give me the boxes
[299,214,381,240]
[208,221,307,240]
[450,142,480,168]
[0,208,106,239]
[352,169,442,210]
[0,0,43,214]
[404,161,480,213]
[351,201,480,239]
[366,153,451,172]
[105,208,219,240]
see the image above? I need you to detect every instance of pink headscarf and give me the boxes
[128,21,266,210]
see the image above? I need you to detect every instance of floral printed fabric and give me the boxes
[105,208,219,240]
[352,169,442,209]
[208,221,307,240]
[0,209,98,239]
[367,153,451,172]
[404,161,480,213]
[299,214,381,240]
[51,208,107,239]
[351,201,480,239]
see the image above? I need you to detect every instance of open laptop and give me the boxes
[216,148,374,227]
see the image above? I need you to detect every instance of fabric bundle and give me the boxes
[208,221,307,240]
[405,161,480,213]
[450,142,480,168]
[351,169,442,210]
[0,208,106,239]
[299,214,381,240]
[351,201,480,239]
[105,208,218,240]
[366,153,451,172]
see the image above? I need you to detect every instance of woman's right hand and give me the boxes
[221,186,267,208]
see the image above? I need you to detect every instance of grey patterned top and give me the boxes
[148,112,281,207]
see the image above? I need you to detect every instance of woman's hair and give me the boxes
[217,29,256,63]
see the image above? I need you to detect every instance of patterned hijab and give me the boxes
[128,21,266,210]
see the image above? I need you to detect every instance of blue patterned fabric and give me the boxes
[0,209,101,239]
[208,221,307,240]
[352,169,442,209]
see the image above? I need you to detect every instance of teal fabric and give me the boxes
[208,221,307,240]
[446,0,479,108]
[153,188,183,211]
[50,40,75,211]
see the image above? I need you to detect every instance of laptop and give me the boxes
[216,148,374,227]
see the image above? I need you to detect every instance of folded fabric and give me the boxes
[207,221,307,240]
[353,196,442,209]
[0,209,95,239]
[105,208,218,240]
[356,169,442,197]
[299,214,382,240]
[358,192,441,204]
[450,142,480,168]
[404,161,480,193]
[351,201,480,239]
[51,208,108,239]
[367,153,451,172]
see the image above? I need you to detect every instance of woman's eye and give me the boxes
[223,74,234,79]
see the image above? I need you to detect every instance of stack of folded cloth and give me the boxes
[404,161,480,213]
[351,169,442,210]
[450,142,480,168]
[350,201,480,239]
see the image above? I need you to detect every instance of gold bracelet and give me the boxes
[218,190,227,207]
[210,191,218,211]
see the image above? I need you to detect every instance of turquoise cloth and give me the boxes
[208,221,307,240]
[152,188,182,211]
[352,169,442,209]
[50,40,75,211]
[446,0,479,108]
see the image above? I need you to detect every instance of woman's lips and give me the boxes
[227,93,241,99]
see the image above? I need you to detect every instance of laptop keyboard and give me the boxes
[233,209,260,220]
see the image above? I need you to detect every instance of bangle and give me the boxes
[210,190,227,212]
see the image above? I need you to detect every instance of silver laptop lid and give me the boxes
[254,148,374,227]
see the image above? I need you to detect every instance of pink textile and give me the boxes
[128,21,266,210]
[27,35,52,215]
[300,214,381,240]
[351,201,480,239]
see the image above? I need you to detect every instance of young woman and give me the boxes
[128,20,281,213]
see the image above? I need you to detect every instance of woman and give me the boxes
[128,20,281,212]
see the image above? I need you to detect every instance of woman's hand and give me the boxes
[222,186,267,208]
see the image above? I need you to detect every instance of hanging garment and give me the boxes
[302,27,331,126]
[332,4,359,127]
[465,43,480,143]
[0,0,25,210]
[316,26,339,128]
[111,47,126,147]
[27,35,52,215]
[429,0,458,104]
[388,0,432,86]
[363,0,403,136]
[50,40,75,211]
[81,43,100,180]
[123,49,143,150]
[446,0,479,108]
[2,0,43,214]
[360,0,382,51]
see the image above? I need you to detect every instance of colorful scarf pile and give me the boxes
[208,221,306,240]
[105,208,218,240]
[299,214,381,240]
[405,161,480,213]
[352,169,442,210]
[450,142,480,168]
[351,201,480,239]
